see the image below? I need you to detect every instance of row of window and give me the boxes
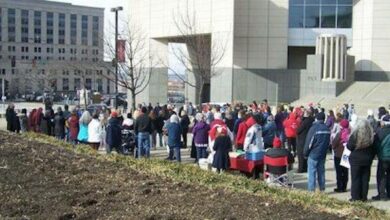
[0,45,99,55]
[0,55,101,62]
[1,8,100,46]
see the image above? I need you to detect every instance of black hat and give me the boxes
[316,112,326,121]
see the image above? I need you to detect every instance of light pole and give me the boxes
[111,6,123,109]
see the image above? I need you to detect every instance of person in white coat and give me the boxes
[88,113,102,150]
[244,114,264,152]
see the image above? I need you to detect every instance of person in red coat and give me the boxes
[235,116,256,150]
[283,112,300,156]
[67,110,79,145]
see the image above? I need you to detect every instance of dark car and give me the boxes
[87,104,108,115]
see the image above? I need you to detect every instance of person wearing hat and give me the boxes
[265,137,295,174]
[106,111,123,154]
[304,112,331,192]
[372,115,390,201]
[212,126,232,173]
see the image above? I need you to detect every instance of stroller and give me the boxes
[121,127,136,156]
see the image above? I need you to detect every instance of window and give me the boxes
[63,79,69,91]
[47,12,54,44]
[74,78,81,90]
[58,13,66,44]
[82,15,88,45]
[8,9,16,42]
[0,8,2,41]
[71,14,77,45]
[86,78,92,90]
[92,16,99,46]
[97,79,103,92]
[289,0,352,29]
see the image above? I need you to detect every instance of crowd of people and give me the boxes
[5,100,390,202]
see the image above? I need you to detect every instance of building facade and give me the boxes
[0,0,115,98]
[130,0,390,105]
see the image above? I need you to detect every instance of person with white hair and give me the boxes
[347,119,375,202]
[192,113,210,162]
[166,114,182,162]
[77,111,92,144]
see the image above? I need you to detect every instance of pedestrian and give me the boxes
[326,110,335,130]
[275,105,287,145]
[135,107,152,158]
[265,137,295,174]
[192,113,210,162]
[106,111,122,154]
[347,119,375,202]
[367,109,378,131]
[5,103,18,132]
[332,119,350,193]
[166,114,182,162]
[224,111,235,132]
[19,109,28,133]
[34,107,43,133]
[180,110,190,148]
[372,115,390,201]
[68,110,79,146]
[88,113,102,150]
[149,111,158,149]
[28,109,37,131]
[296,109,314,173]
[262,115,277,149]
[304,112,331,192]
[63,104,71,141]
[235,114,253,150]
[77,111,91,144]
[40,110,52,136]
[283,111,300,156]
[53,107,66,140]
[212,126,232,173]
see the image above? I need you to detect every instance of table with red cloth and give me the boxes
[229,156,263,179]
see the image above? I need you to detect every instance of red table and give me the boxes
[229,156,263,179]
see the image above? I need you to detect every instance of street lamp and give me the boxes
[111,6,123,109]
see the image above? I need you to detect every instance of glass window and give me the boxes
[321,6,336,28]
[289,6,304,28]
[338,0,352,4]
[337,6,352,28]
[305,6,320,28]
[306,0,320,4]
[289,0,304,4]
[322,0,336,4]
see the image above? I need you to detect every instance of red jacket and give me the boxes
[209,119,226,141]
[235,117,256,146]
[283,113,300,138]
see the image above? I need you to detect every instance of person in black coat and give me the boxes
[53,107,66,140]
[6,103,19,133]
[106,111,123,154]
[347,119,376,202]
[212,127,232,173]
[296,109,314,173]
[180,111,190,148]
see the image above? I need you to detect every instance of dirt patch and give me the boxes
[0,132,344,219]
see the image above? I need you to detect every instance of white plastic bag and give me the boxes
[207,151,215,164]
[340,146,351,169]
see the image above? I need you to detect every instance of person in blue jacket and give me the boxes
[166,114,182,162]
[304,112,331,192]
[263,115,277,149]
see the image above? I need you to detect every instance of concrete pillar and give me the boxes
[316,34,348,81]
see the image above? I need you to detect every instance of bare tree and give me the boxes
[104,22,153,111]
[164,4,228,105]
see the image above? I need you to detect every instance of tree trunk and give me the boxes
[198,83,204,106]
[83,89,87,109]
[131,90,136,112]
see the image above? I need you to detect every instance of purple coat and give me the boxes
[192,121,210,147]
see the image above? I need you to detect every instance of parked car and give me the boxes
[87,104,108,115]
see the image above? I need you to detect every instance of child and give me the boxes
[212,126,232,173]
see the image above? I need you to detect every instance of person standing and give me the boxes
[283,112,300,156]
[296,109,314,173]
[262,115,277,149]
[40,110,52,136]
[135,107,152,158]
[304,112,331,192]
[53,107,66,140]
[5,104,18,132]
[180,110,190,148]
[332,119,350,193]
[106,111,122,154]
[63,104,71,141]
[212,126,232,173]
[68,110,79,146]
[19,109,28,133]
[347,119,375,202]
[166,115,182,162]
[275,105,287,145]
[77,111,91,144]
[88,113,102,150]
[192,113,210,162]
[373,115,390,200]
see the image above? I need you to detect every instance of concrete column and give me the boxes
[316,34,348,81]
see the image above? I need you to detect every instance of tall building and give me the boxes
[0,0,114,98]
[130,0,390,107]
